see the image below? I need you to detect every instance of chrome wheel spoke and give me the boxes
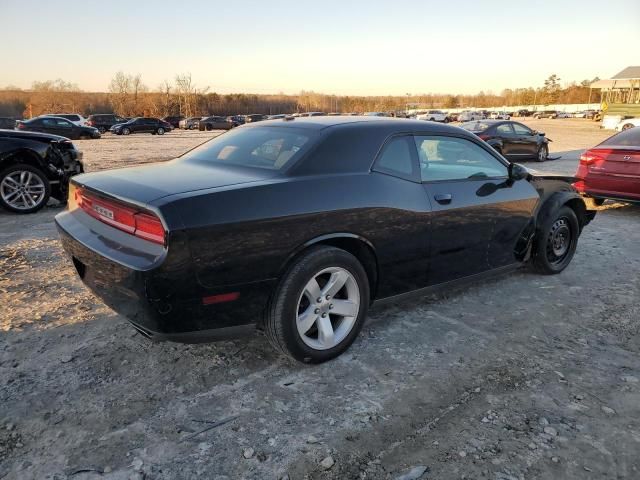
[4,176,20,188]
[297,307,318,335]
[330,299,358,317]
[4,190,20,201]
[322,270,348,297]
[303,278,322,302]
[316,316,335,347]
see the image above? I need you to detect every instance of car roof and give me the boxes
[247,115,476,135]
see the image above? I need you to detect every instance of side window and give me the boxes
[373,136,418,181]
[55,118,73,128]
[512,123,533,135]
[496,124,514,135]
[414,135,508,182]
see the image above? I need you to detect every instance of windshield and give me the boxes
[181,126,316,170]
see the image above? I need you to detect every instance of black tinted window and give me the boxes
[374,136,417,180]
[600,127,640,147]
[183,126,314,170]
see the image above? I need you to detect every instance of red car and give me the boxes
[574,127,640,205]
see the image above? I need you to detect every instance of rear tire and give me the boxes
[98,127,106,134]
[0,164,51,214]
[157,127,165,135]
[265,246,370,363]
[530,206,579,275]
[122,127,131,135]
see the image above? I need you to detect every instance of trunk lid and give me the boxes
[577,147,640,197]
[72,159,275,205]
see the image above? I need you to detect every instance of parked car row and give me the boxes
[16,117,101,140]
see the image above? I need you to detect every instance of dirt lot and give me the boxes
[1,120,639,480]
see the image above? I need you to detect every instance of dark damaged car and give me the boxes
[0,129,84,213]
[55,117,595,362]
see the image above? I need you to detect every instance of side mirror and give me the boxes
[509,163,529,181]
[537,131,545,136]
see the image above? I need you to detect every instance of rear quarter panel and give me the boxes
[164,173,434,298]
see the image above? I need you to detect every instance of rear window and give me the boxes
[599,127,640,147]
[182,126,315,171]
[461,121,491,132]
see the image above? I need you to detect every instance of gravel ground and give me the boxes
[1,120,639,480]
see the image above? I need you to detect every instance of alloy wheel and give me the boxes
[538,145,548,162]
[1,170,46,211]
[295,267,360,350]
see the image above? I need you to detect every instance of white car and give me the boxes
[46,113,88,126]
[458,111,485,122]
[489,111,511,120]
[556,112,572,118]
[416,110,449,122]
[615,117,640,131]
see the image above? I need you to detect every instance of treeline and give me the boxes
[0,73,601,119]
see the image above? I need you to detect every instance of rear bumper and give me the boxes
[579,187,640,203]
[55,209,272,342]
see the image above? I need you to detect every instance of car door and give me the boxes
[493,123,517,158]
[511,122,538,158]
[371,135,433,296]
[415,134,539,284]
[143,119,156,133]
[35,118,56,134]
[131,118,149,133]
[52,118,77,138]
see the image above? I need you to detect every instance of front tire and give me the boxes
[265,246,370,363]
[0,164,51,214]
[157,127,165,135]
[536,144,548,162]
[98,127,107,134]
[122,127,131,135]
[530,206,579,274]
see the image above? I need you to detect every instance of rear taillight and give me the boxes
[17,123,25,129]
[579,150,603,165]
[477,134,490,140]
[74,188,166,245]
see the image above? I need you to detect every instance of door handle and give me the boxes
[434,193,452,205]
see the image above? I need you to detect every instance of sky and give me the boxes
[1,0,639,96]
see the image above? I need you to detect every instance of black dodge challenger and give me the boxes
[55,117,595,362]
